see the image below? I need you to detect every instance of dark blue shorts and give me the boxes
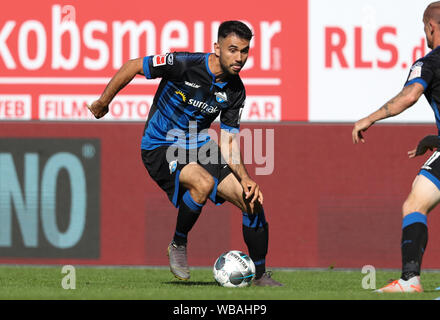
[141,140,232,207]
[419,150,440,190]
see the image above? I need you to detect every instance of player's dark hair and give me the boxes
[218,21,253,41]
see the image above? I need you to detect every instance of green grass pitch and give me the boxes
[0,265,439,300]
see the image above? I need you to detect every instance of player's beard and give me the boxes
[219,56,243,77]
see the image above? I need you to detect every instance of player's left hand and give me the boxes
[240,176,263,205]
[408,135,440,158]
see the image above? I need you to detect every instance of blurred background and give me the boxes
[0,0,439,270]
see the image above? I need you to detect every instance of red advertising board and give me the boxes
[1,122,439,270]
[1,0,439,272]
[0,0,307,121]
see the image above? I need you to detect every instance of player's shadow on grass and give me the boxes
[164,281,218,286]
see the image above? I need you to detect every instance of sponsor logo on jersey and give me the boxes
[215,92,228,103]
[188,99,219,114]
[153,54,167,67]
[185,81,201,88]
[169,159,178,174]
[175,90,187,102]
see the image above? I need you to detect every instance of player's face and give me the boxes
[215,34,250,76]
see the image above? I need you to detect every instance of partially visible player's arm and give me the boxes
[352,82,424,144]
[220,129,263,205]
[88,58,144,119]
[408,135,440,158]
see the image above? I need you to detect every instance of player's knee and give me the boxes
[192,175,215,200]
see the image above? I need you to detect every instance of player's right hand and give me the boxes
[87,99,109,119]
[352,117,373,144]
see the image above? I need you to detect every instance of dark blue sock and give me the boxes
[242,209,268,279]
[401,212,428,280]
[173,191,203,246]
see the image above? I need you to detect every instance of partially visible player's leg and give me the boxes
[142,147,215,280]
[376,171,440,293]
[175,163,215,244]
[166,162,215,280]
[400,173,440,278]
[216,172,282,286]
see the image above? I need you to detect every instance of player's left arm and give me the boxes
[220,129,263,205]
[352,82,424,143]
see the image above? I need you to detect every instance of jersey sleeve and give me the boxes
[142,52,184,80]
[220,90,246,134]
[404,57,435,91]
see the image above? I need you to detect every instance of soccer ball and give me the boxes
[213,250,256,287]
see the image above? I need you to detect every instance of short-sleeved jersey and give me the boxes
[141,52,246,150]
[405,46,440,134]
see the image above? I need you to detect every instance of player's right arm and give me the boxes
[88,58,144,119]
[89,53,183,119]
[352,82,424,144]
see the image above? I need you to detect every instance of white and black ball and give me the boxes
[213,250,256,287]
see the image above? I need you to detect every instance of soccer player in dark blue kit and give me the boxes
[352,2,440,293]
[88,21,282,286]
